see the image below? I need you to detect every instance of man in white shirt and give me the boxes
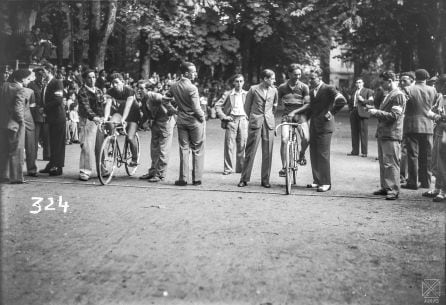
[215,74,248,175]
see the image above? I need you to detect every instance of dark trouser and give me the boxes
[309,130,332,186]
[25,127,37,174]
[240,123,274,184]
[0,127,25,183]
[47,121,66,168]
[378,139,401,195]
[349,108,368,155]
[35,122,51,160]
[405,133,432,188]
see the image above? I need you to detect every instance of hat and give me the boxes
[32,67,44,73]
[11,69,32,81]
[415,69,430,81]
[42,62,54,71]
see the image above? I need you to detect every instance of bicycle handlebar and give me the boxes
[99,121,128,136]
[275,122,302,135]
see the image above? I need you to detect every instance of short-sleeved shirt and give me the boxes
[278,81,310,114]
[106,86,140,123]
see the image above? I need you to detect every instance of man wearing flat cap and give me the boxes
[0,69,34,183]
[402,68,438,190]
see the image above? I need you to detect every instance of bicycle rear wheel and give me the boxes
[125,133,140,176]
[97,136,117,185]
[285,141,294,195]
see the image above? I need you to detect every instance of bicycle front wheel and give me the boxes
[125,133,140,176]
[285,141,294,195]
[97,136,117,185]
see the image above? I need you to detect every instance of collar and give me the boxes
[314,82,323,92]
[230,88,244,95]
[84,85,97,94]
[13,81,23,88]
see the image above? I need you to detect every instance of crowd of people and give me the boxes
[1,61,445,202]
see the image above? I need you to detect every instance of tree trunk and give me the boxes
[88,0,117,70]
[434,0,445,74]
[140,30,151,79]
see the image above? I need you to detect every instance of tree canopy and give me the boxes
[0,0,444,80]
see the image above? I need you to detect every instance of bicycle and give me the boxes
[275,122,302,195]
[96,121,140,185]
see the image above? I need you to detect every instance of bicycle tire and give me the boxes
[125,133,140,176]
[285,141,293,195]
[97,136,117,185]
[292,140,298,185]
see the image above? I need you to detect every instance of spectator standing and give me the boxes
[347,77,374,157]
[238,69,278,188]
[215,74,248,175]
[0,69,34,183]
[368,71,406,200]
[402,69,437,190]
[168,62,206,186]
[39,63,66,176]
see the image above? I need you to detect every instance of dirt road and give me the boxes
[1,110,445,305]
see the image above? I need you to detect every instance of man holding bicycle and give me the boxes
[77,69,106,181]
[103,73,140,167]
[277,64,310,177]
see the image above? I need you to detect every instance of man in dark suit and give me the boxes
[0,69,34,184]
[168,62,206,186]
[28,67,50,161]
[238,69,278,188]
[347,77,374,157]
[402,69,437,189]
[305,68,346,192]
[215,74,248,175]
[39,63,66,176]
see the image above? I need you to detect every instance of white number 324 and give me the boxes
[30,196,69,214]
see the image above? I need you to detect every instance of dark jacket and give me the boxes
[43,77,65,124]
[77,85,104,120]
[28,80,45,123]
[309,83,346,134]
[403,82,437,134]
[22,87,35,131]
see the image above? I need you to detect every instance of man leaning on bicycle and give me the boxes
[277,63,310,177]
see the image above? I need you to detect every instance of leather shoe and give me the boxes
[39,167,51,174]
[385,193,399,200]
[373,189,388,196]
[347,152,359,156]
[361,154,367,157]
[422,190,440,198]
[317,185,331,192]
[139,173,154,180]
[49,167,63,176]
[306,183,318,188]
[401,183,418,190]
[192,180,202,186]
[238,181,247,187]
[174,180,187,186]
[10,180,26,184]
[261,183,271,188]
[26,172,38,177]
[222,171,232,175]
